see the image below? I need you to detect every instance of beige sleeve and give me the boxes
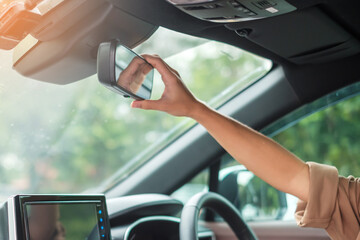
[294,162,339,228]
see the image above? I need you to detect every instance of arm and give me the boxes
[132,55,310,201]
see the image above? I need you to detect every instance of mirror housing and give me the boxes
[97,40,154,100]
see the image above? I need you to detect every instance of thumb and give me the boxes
[131,100,163,111]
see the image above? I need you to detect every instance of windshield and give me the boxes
[0,27,271,199]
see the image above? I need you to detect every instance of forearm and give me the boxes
[133,55,310,201]
[191,103,310,201]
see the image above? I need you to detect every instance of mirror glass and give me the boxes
[114,44,154,100]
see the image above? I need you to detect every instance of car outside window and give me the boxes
[0,27,271,200]
[172,155,288,222]
[266,81,360,178]
[172,81,360,222]
[217,155,287,221]
[171,168,209,204]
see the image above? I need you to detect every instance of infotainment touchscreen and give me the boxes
[25,201,103,240]
[1,195,111,240]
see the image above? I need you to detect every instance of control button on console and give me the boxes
[229,0,241,8]
[204,4,217,8]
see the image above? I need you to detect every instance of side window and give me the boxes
[218,155,288,222]
[171,155,290,222]
[271,93,360,177]
[171,168,209,204]
[217,89,360,221]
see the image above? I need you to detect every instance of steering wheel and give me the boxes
[180,192,257,240]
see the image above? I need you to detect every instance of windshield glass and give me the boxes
[0,27,271,199]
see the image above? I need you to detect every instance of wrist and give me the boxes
[187,100,212,122]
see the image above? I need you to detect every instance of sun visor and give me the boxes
[12,0,158,84]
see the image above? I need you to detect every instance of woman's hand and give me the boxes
[131,54,204,118]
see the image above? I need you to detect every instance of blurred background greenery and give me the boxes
[1,24,359,224]
[0,27,270,199]
[273,92,360,177]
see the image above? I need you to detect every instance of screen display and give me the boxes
[25,202,104,240]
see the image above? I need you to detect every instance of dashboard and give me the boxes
[107,194,214,240]
[0,194,215,240]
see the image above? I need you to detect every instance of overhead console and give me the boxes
[0,194,111,240]
[166,0,297,23]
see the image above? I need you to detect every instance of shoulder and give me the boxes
[295,163,360,239]
[295,162,339,228]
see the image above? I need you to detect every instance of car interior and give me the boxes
[0,0,360,239]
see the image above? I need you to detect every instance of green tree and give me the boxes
[273,94,360,177]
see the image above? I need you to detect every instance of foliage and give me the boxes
[0,28,270,198]
[273,93,360,177]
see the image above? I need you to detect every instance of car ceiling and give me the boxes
[112,0,360,104]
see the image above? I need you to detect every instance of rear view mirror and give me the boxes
[97,40,154,100]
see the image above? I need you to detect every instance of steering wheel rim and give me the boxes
[180,192,257,240]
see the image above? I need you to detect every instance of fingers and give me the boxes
[142,54,177,84]
[150,55,180,77]
[131,54,191,115]
[167,65,181,78]
[131,100,164,111]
